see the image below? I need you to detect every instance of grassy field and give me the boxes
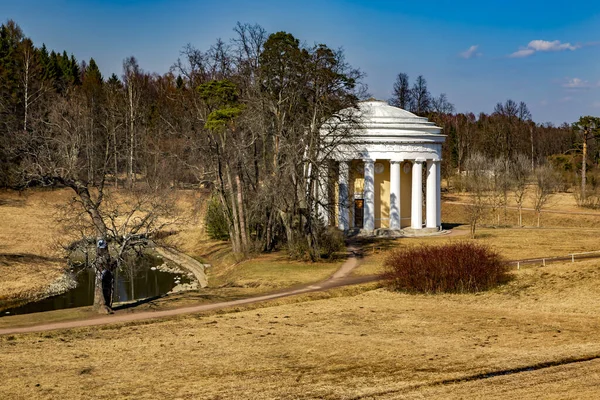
[3,259,600,399]
[4,187,600,398]
[0,189,71,305]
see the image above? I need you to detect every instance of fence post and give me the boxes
[543,258,546,267]
[572,254,575,263]
[517,262,520,270]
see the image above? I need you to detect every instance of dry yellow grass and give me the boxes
[353,224,600,277]
[0,255,64,305]
[0,189,71,304]
[443,190,600,228]
[3,259,600,399]
[0,189,72,257]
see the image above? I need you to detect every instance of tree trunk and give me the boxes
[530,126,535,172]
[94,246,114,314]
[23,52,29,132]
[225,164,242,253]
[582,133,588,202]
[113,127,118,188]
[128,83,135,189]
[235,170,248,251]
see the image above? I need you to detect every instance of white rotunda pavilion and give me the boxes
[321,100,445,234]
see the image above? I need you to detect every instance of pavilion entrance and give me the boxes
[354,199,364,228]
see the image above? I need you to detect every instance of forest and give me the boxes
[1,19,598,266]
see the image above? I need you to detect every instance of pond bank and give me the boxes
[0,250,198,316]
[154,246,209,288]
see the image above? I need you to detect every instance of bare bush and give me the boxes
[383,242,509,294]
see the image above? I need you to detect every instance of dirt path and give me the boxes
[0,245,375,335]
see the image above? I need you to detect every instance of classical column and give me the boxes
[317,163,329,226]
[426,160,438,228]
[436,160,442,228]
[363,159,375,231]
[338,161,350,231]
[411,159,424,229]
[389,160,401,229]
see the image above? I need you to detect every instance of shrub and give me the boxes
[286,234,310,260]
[318,227,346,258]
[205,195,230,240]
[383,242,509,294]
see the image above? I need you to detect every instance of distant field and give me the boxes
[0,189,70,305]
[3,259,600,399]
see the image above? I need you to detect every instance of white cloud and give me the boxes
[529,40,578,52]
[562,78,600,89]
[459,45,481,59]
[510,40,580,58]
[510,49,535,58]
[563,78,591,88]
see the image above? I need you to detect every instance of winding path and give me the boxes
[0,245,377,335]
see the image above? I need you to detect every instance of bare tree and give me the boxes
[532,164,558,227]
[488,157,507,225]
[572,116,600,203]
[390,73,411,110]
[122,56,143,188]
[431,93,455,114]
[511,153,530,226]
[410,75,431,115]
[464,153,491,238]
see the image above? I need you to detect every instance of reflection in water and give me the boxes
[1,254,190,316]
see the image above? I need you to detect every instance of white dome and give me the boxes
[358,100,423,120]
[354,100,442,136]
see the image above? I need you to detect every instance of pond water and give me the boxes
[1,254,191,316]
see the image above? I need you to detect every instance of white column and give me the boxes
[436,160,442,228]
[317,164,329,226]
[411,159,424,229]
[390,160,401,229]
[338,161,350,231]
[426,160,438,228]
[363,159,375,231]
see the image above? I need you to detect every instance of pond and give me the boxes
[1,254,191,316]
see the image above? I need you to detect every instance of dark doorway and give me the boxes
[354,199,364,228]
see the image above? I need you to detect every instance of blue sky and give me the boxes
[2,0,599,124]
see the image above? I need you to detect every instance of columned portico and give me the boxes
[321,100,445,235]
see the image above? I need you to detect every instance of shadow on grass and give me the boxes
[350,237,399,258]
[0,253,64,264]
[442,222,465,230]
[0,198,26,207]
[112,295,166,312]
